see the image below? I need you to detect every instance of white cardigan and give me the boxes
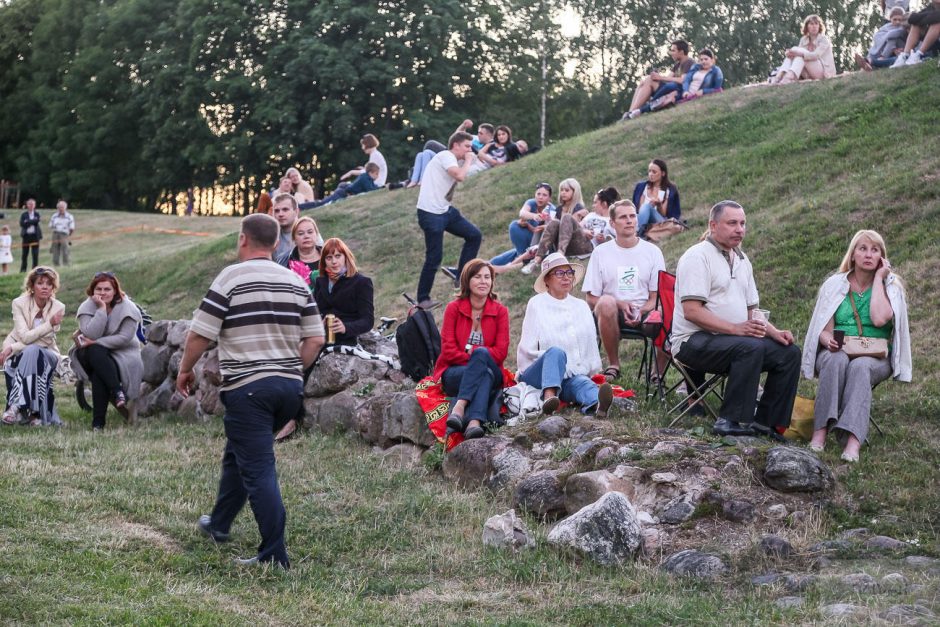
[801,272,911,382]
[516,292,601,377]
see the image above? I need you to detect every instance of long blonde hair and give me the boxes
[838,229,904,291]
[557,178,584,214]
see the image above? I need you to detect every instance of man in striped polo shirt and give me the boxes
[177,213,324,569]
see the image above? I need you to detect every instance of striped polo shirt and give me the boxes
[190,258,324,391]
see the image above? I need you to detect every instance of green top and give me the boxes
[834,287,893,340]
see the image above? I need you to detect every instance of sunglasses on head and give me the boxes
[95,271,115,279]
[34,267,51,275]
[536,182,553,194]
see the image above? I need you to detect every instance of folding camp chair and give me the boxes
[651,270,727,426]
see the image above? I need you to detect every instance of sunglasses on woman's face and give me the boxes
[551,269,576,278]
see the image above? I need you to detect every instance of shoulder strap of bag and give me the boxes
[848,292,864,336]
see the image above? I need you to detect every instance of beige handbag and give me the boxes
[842,292,888,360]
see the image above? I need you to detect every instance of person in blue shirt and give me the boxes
[300,163,380,209]
[679,49,724,101]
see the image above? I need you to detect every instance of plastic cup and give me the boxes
[753,309,770,324]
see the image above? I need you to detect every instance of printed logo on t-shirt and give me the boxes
[617,265,639,298]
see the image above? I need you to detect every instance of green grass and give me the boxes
[1,66,939,623]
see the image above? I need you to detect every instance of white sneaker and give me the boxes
[905,50,924,65]
[520,261,537,275]
[627,109,641,119]
[890,52,909,68]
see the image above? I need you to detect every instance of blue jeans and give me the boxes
[210,376,303,568]
[410,149,435,185]
[491,219,538,266]
[637,201,667,234]
[518,347,599,413]
[640,82,681,113]
[299,185,348,210]
[441,348,502,424]
[416,207,482,302]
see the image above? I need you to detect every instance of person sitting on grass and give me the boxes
[632,159,682,237]
[583,200,666,383]
[434,259,510,440]
[313,238,374,347]
[624,40,694,120]
[517,253,614,418]
[515,181,612,276]
[890,0,940,67]
[769,14,836,85]
[272,193,299,261]
[487,183,557,274]
[286,167,316,203]
[300,163,381,210]
[470,125,519,174]
[801,230,911,463]
[856,6,909,70]
[278,216,322,290]
[70,272,143,431]
[339,133,387,187]
[678,48,724,101]
[0,266,65,426]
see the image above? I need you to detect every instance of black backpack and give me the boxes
[395,305,441,381]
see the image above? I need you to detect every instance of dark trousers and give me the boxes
[210,376,302,568]
[20,238,39,272]
[75,344,122,428]
[441,348,502,424]
[676,332,801,428]
[416,206,482,302]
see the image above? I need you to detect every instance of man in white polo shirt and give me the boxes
[672,200,800,437]
[414,131,482,309]
[583,199,665,381]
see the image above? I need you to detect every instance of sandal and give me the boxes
[602,366,621,383]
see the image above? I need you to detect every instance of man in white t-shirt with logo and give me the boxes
[583,200,665,381]
[414,131,482,309]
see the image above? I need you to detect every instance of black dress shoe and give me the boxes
[750,423,788,442]
[464,424,485,439]
[445,413,464,432]
[711,418,754,437]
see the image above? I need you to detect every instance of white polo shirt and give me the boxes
[671,238,759,354]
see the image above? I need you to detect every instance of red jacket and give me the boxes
[432,297,510,379]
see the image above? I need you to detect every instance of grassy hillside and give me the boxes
[1,66,938,624]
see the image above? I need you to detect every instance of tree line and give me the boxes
[0,0,878,213]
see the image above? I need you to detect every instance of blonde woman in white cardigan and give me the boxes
[516,253,613,417]
[771,15,837,85]
[0,266,66,426]
[800,230,911,463]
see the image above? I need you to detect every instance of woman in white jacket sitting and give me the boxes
[801,230,911,462]
[516,253,613,417]
[770,14,836,85]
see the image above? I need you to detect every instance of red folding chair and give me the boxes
[652,270,727,425]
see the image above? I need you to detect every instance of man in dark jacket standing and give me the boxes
[19,198,42,272]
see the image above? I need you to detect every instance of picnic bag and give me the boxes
[842,292,889,360]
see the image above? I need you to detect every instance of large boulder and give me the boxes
[763,447,834,493]
[311,390,359,434]
[305,353,360,397]
[564,470,636,514]
[487,448,532,491]
[513,471,568,519]
[380,392,437,448]
[140,343,172,386]
[146,320,170,344]
[482,509,535,551]
[661,550,727,579]
[166,320,191,348]
[546,492,643,565]
[443,437,511,488]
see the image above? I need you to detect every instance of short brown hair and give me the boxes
[291,216,319,241]
[365,162,380,174]
[272,192,298,213]
[448,131,474,149]
[319,237,359,277]
[360,133,379,149]
[24,266,60,295]
[85,272,124,304]
[609,199,636,222]
[457,258,498,300]
[241,213,279,249]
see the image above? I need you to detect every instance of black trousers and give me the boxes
[676,332,801,428]
[75,344,122,428]
[20,238,39,272]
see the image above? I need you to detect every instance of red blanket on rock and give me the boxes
[417,373,635,451]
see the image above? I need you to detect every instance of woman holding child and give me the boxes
[70,272,144,430]
[517,253,613,417]
[801,230,911,462]
[632,159,681,236]
[1,267,65,426]
[434,259,510,439]
[770,15,836,84]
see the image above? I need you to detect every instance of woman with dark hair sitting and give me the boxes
[680,49,724,101]
[632,159,681,236]
[1,266,66,426]
[433,258,510,439]
[313,238,374,346]
[71,272,143,430]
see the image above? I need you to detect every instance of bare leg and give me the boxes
[593,295,622,369]
[918,23,940,53]
[902,25,923,54]
[629,77,659,112]
[810,426,827,450]
[801,59,825,80]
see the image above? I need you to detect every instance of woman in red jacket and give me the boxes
[432,258,510,439]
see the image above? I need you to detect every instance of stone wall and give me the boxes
[136,321,435,450]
